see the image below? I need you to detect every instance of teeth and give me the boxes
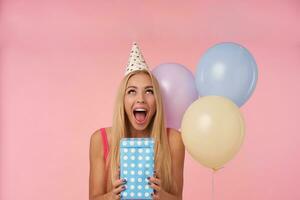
[134,108,146,112]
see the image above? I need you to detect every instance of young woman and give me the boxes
[89,43,185,200]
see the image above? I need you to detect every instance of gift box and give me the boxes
[120,138,155,200]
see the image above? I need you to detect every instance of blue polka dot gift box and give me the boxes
[120,138,154,200]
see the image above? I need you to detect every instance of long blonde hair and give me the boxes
[107,70,177,194]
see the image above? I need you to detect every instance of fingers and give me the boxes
[113,184,126,195]
[148,172,161,194]
[111,165,126,200]
[148,176,161,187]
[111,192,121,200]
[154,170,160,178]
[111,189,121,200]
[112,178,127,199]
[152,193,160,200]
[112,178,127,189]
[149,182,160,191]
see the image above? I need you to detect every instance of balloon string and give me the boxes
[212,169,215,200]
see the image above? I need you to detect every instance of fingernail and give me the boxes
[148,182,151,185]
[151,193,154,196]
[122,185,126,190]
[147,176,150,180]
[123,178,127,183]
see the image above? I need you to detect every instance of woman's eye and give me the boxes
[146,89,154,94]
[127,90,136,94]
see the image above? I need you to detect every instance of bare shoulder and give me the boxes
[90,129,105,145]
[90,127,112,145]
[167,128,183,144]
[90,127,112,154]
[167,128,185,151]
[90,129,101,141]
[90,129,102,158]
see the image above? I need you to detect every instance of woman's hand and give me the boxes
[148,170,164,200]
[111,168,127,200]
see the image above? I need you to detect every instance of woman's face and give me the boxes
[124,72,156,132]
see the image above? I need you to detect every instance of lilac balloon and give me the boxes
[152,63,198,130]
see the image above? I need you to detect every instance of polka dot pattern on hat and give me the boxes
[124,42,149,76]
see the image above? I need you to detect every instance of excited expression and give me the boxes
[124,73,157,132]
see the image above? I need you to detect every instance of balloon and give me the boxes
[195,42,258,107]
[181,96,245,171]
[152,63,198,130]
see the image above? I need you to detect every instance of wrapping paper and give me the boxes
[120,138,154,199]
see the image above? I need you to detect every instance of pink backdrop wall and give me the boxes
[1,0,300,199]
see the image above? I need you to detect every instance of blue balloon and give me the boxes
[195,42,258,107]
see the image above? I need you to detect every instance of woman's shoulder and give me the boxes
[167,128,181,138]
[89,129,103,159]
[90,129,101,144]
[89,127,112,148]
[166,128,185,161]
[90,127,112,137]
[167,128,184,148]
[89,127,112,159]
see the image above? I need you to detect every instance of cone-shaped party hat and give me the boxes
[125,42,149,76]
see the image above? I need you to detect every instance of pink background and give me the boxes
[1,0,300,199]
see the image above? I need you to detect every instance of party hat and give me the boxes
[125,42,149,76]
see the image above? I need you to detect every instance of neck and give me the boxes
[128,126,151,138]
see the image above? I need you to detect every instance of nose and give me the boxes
[137,99,145,103]
[136,93,145,104]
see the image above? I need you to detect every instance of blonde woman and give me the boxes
[89,43,185,200]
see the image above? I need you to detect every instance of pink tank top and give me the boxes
[100,128,109,161]
[100,128,170,161]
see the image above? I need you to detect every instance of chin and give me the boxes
[132,123,149,130]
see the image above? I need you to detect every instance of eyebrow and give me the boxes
[126,86,153,90]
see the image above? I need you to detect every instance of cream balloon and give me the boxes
[181,96,245,171]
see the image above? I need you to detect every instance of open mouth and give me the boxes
[133,108,148,124]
